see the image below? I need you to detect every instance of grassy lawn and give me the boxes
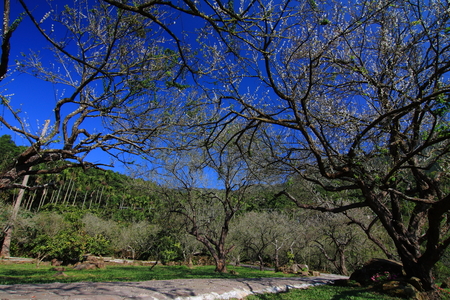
[0,263,297,285]
[249,284,450,300]
[247,285,404,300]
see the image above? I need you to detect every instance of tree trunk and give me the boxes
[401,256,435,291]
[62,178,73,205]
[54,181,64,205]
[338,248,348,276]
[258,254,264,271]
[82,191,88,209]
[0,226,12,258]
[213,241,229,273]
[214,256,227,273]
[194,234,229,273]
[187,254,193,268]
[72,189,78,206]
[1,174,28,257]
[37,187,48,211]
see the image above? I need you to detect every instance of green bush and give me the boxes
[85,234,114,257]
[157,235,182,264]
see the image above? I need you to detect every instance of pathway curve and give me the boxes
[0,274,348,300]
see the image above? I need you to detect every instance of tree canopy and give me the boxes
[105,0,450,292]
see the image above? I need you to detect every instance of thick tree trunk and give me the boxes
[273,244,281,272]
[213,241,229,273]
[195,235,229,273]
[401,257,435,291]
[367,191,440,293]
[214,256,227,273]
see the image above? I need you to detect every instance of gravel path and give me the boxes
[0,274,348,300]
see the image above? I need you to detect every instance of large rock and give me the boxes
[73,262,97,270]
[73,255,106,270]
[291,264,309,273]
[349,258,404,285]
[380,280,425,300]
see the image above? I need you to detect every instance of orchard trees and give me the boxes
[109,0,450,293]
[232,211,297,271]
[151,127,272,273]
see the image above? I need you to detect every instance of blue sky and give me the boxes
[1,1,65,138]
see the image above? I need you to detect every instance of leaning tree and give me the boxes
[106,0,450,293]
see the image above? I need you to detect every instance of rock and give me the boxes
[298,271,309,276]
[192,256,214,266]
[381,281,424,300]
[279,264,310,274]
[51,258,63,266]
[95,261,106,269]
[276,266,289,274]
[349,258,403,286]
[83,255,106,269]
[291,264,309,273]
[310,271,320,276]
[53,271,68,277]
[298,264,309,271]
[51,267,65,272]
[408,277,424,292]
[73,263,97,270]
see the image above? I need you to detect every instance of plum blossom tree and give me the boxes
[107,0,450,294]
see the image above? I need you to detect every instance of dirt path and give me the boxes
[0,274,348,300]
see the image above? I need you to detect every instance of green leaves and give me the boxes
[434,93,450,117]
[0,95,10,105]
[165,81,190,90]
[319,19,331,25]
[308,0,318,11]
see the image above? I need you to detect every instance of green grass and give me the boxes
[3,263,448,299]
[247,284,404,300]
[0,263,296,285]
